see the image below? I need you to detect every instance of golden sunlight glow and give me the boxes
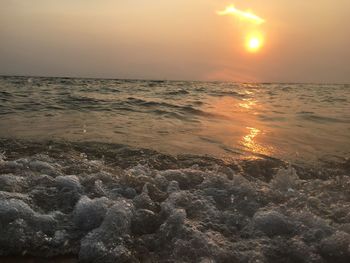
[241,127,272,156]
[239,98,256,109]
[243,127,260,147]
[217,5,265,25]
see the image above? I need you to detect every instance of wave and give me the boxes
[165,89,189,95]
[124,97,223,119]
[298,112,349,123]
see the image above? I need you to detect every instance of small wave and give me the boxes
[66,95,108,104]
[297,111,315,114]
[125,97,223,119]
[210,90,247,98]
[0,91,13,98]
[322,97,348,103]
[181,105,225,118]
[298,113,349,123]
[151,109,191,121]
[146,80,167,87]
[258,115,286,122]
[165,89,189,95]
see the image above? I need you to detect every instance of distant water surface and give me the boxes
[0,76,349,165]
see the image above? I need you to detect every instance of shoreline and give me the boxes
[0,138,349,262]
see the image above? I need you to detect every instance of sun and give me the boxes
[246,34,263,53]
[248,38,261,50]
[217,4,266,54]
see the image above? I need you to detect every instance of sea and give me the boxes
[0,76,349,262]
[0,76,349,165]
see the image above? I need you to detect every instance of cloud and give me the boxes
[217,4,265,25]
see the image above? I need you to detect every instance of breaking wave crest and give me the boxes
[0,139,349,262]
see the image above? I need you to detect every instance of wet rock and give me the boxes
[156,209,186,247]
[286,237,323,263]
[263,236,323,263]
[171,233,213,261]
[236,199,261,217]
[133,186,158,212]
[131,209,161,235]
[144,183,167,202]
[203,188,230,210]
[0,160,26,174]
[30,173,55,188]
[172,230,237,262]
[0,199,35,225]
[160,191,191,217]
[52,230,69,246]
[79,242,135,263]
[199,172,231,190]
[0,191,31,203]
[271,166,299,192]
[153,174,169,191]
[296,212,334,243]
[0,141,349,262]
[0,174,26,192]
[252,210,293,237]
[0,199,57,234]
[31,184,81,213]
[0,199,59,256]
[167,180,180,193]
[122,187,138,199]
[109,186,137,199]
[127,164,153,178]
[160,169,205,189]
[73,196,110,231]
[29,160,59,176]
[319,231,350,263]
[339,223,350,234]
[0,218,28,255]
[79,201,135,262]
[55,175,82,191]
[92,179,106,196]
[241,158,285,182]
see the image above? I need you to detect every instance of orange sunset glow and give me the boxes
[1,1,349,82]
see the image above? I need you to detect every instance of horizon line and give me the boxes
[0,74,349,86]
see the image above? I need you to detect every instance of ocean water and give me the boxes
[1,76,350,262]
[0,76,349,165]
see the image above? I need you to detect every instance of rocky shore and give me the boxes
[0,139,349,262]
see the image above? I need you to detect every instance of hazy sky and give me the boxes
[1,0,349,83]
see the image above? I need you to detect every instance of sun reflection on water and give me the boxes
[239,98,256,109]
[241,127,272,156]
[200,95,275,158]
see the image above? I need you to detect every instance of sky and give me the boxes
[1,0,349,83]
